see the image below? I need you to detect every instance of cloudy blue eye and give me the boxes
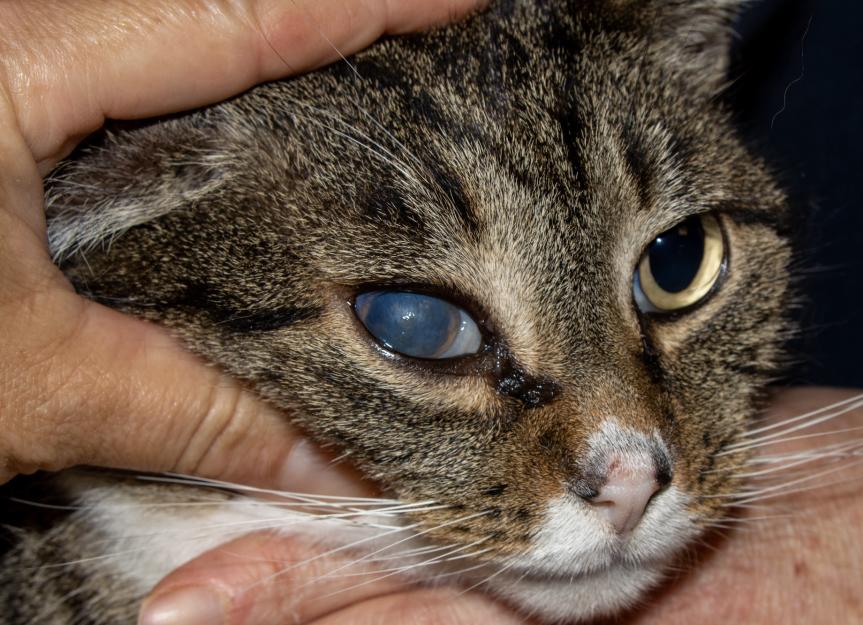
[633,213,725,313]
[354,291,483,359]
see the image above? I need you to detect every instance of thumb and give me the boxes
[1,262,367,495]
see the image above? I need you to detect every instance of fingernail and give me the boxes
[280,438,368,497]
[138,586,225,625]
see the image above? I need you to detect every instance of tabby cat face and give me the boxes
[49,0,791,619]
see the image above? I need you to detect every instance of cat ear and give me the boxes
[641,0,745,92]
[46,122,228,263]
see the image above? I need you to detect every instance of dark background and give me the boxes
[730,0,863,388]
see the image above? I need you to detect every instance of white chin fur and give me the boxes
[484,485,699,622]
[77,484,398,594]
[488,565,662,623]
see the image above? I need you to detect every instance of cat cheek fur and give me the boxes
[2,0,794,623]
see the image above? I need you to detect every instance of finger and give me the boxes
[138,531,408,625]
[0,271,371,496]
[310,589,527,625]
[0,0,489,171]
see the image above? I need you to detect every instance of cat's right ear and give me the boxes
[45,122,228,263]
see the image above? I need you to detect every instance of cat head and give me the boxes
[48,0,791,620]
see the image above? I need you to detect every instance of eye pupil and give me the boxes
[647,216,705,294]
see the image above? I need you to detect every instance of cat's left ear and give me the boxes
[641,0,745,92]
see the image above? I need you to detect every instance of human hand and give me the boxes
[141,388,863,625]
[0,0,484,486]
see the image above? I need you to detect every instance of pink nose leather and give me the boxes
[588,459,660,535]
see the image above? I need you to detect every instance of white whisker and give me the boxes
[137,473,404,504]
[723,398,863,454]
[311,537,491,597]
[732,441,863,479]
[716,457,863,505]
[744,393,863,437]
[239,509,492,594]
[457,554,520,596]
[718,424,863,456]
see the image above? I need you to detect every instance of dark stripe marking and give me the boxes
[167,282,320,332]
[425,159,481,236]
[219,307,320,332]
[622,120,655,208]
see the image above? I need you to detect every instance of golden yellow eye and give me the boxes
[633,213,725,313]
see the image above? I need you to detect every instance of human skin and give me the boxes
[0,3,860,625]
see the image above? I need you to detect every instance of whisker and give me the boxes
[718,424,863,456]
[716,456,863,505]
[729,471,863,508]
[431,556,501,582]
[33,548,160,570]
[746,439,863,465]
[32,502,449,572]
[743,392,863,437]
[138,473,404,504]
[286,106,422,187]
[732,441,863,479]
[310,538,492,599]
[695,513,791,525]
[279,0,431,180]
[236,524,417,592]
[457,554,520,596]
[239,509,493,594]
[723,398,863,453]
[8,496,443,516]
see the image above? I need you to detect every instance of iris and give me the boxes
[633,213,725,314]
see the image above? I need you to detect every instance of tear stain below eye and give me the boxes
[489,343,561,408]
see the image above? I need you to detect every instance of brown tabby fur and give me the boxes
[0,0,792,622]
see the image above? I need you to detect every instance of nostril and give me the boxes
[656,462,673,489]
[569,478,601,501]
[578,456,670,536]
[653,444,674,490]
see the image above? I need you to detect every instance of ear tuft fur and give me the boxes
[635,0,747,92]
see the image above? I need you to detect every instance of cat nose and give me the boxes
[576,455,672,536]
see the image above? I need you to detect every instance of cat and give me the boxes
[0,0,796,623]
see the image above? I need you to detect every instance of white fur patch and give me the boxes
[486,413,698,622]
[78,486,393,594]
[484,485,696,621]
